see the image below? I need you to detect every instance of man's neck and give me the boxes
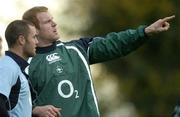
[37,39,54,47]
[9,48,27,60]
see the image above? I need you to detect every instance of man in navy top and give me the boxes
[0,20,38,117]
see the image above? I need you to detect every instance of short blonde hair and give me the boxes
[23,6,48,29]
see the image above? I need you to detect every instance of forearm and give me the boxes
[32,106,40,117]
[89,25,148,64]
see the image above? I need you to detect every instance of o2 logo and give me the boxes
[58,80,79,99]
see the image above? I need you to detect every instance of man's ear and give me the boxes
[17,35,25,46]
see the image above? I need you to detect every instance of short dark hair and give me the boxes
[22,6,48,29]
[5,20,35,48]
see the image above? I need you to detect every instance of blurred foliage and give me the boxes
[80,0,179,117]
[63,0,180,117]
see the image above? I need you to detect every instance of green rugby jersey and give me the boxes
[29,26,148,117]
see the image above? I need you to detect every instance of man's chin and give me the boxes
[54,36,60,41]
[30,53,36,57]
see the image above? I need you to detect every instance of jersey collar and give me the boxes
[5,51,29,72]
[36,41,57,54]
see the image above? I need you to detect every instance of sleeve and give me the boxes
[71,37,93,52]
[88,25,148,64]
[0,66,18,98]
[0,94,10,117]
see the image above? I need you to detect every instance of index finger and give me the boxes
[52,107,61,117]
[162,15,175,22]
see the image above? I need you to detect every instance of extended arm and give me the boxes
[88,15,175,64]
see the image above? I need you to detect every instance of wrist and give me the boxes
[32,106,40,116]
[145,27,153,36]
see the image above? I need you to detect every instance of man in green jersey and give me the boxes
[23,6,174,117]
